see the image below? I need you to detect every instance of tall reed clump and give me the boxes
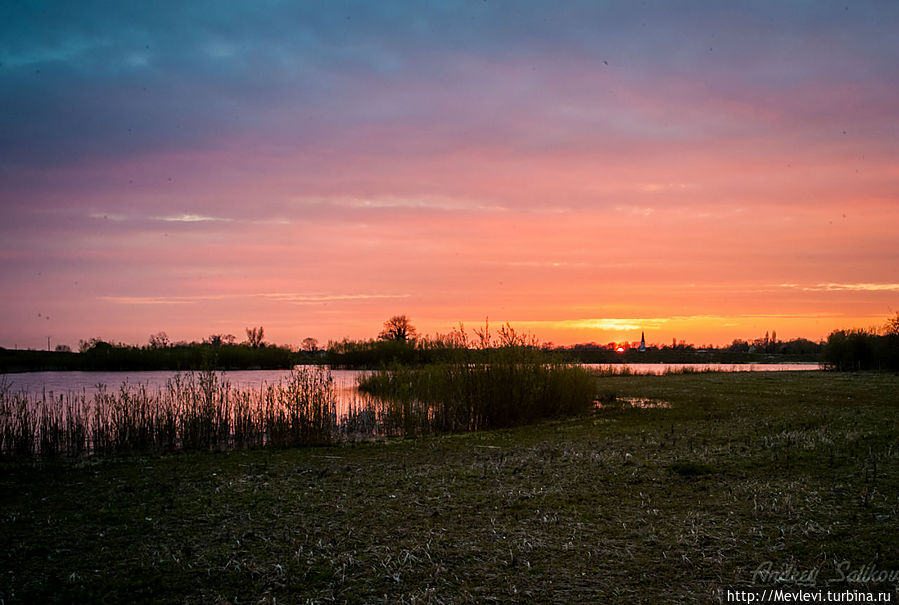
[357,323,596,435]
[0,367,338,459]
[263,365,336,447]
[0,378,94,458]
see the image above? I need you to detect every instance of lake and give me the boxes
[1,362,821,405]
[586,362,821,374]
[0,362,823,456]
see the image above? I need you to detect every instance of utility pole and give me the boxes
[48,336,51,351]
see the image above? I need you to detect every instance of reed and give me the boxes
[357,346,597,435]
[590,364,635,376]
[0,367,340,459]
[1,348,599,458]
[263,365,336,447]
[662,365,711,375]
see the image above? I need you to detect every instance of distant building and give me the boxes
[639,331,646,352]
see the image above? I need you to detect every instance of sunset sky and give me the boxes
[2,1,898,350]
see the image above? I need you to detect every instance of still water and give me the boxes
[1,368,363,398]
[2,362,820,401]
[0,368,374,420]
[585,362,821,374]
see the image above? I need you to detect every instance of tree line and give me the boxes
[0,327,292,372]
[819,313,899,371]
[3,313,897,372]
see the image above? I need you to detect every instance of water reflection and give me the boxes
[586,362,820,375]
[2,362,819,401]
[1,368,374,416]
[2,363,814,456]
[595,396,672,409]
[0,368,406,457]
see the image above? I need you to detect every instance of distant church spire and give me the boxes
[639,331,646,352]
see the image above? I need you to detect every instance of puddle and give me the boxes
[595,396,671,409]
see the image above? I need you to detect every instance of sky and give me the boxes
[2,1,898,350]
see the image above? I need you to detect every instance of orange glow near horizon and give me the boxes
[4,159,896,349]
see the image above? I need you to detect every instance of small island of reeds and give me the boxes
[357,345,596,434]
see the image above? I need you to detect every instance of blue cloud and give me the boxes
[1,0,897,174]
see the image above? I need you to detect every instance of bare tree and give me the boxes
[378,315,417,342]
[246,326,265,348]
[148,331,170,349]
[78,338,108,353]
[885,313,899,335]
[302,337,319,353]
[79,338,97,353]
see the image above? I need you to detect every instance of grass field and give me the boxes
[2,371,897,603]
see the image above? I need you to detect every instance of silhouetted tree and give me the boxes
[79,337,104,353]
[302,337,319,353]
[203,333,235,347]
[246,326,265,348]
[728,339,750,353]
[148,331,170,349]
[378,315,417,342]
[885,313,899,336]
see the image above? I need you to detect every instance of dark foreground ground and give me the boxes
[2,372,898,603]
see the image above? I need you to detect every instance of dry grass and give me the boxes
[1,371,898,603]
